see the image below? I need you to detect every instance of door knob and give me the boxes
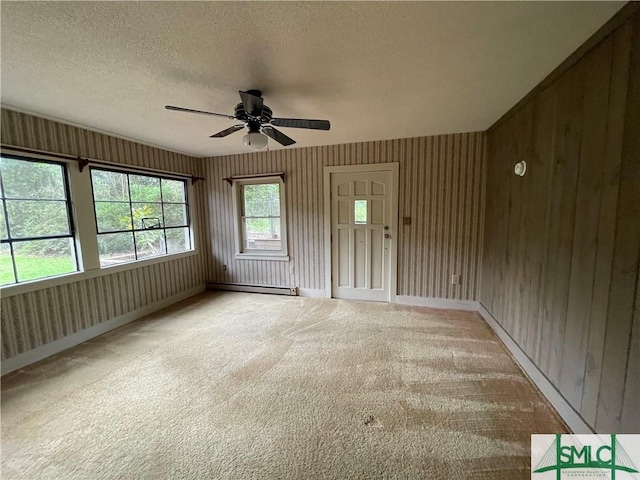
[385,233,391,239]
[384,226,389,230]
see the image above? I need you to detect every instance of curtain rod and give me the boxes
[223,172,285,186]
[1,144,206,185]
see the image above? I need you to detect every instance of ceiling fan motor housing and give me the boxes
[235,103,272,124]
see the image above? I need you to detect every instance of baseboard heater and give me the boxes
[207,282,298,296]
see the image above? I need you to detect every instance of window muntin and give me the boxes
[90,168,191,267]
[0,156,77,285]
[233,177,287,258]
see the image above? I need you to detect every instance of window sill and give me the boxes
[0,250,199,298]
[234,254,290,262]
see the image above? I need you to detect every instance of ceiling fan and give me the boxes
[165,90,330,150]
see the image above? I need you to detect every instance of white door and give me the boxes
[330,169,394,301]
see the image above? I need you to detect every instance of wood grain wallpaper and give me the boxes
[481,11,639,433]
[0,109,209,361]
[204,132,486,300]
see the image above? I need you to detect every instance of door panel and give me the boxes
[371,199,384,225]
[338,198,350,224]
[337,228,351,287]
[354,228,367,288]
[371,181,385,196]
[371,231,383,289]
[331,169,393,301]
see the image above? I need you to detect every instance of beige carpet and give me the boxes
[1,291,567,479]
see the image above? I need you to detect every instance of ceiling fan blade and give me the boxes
[210,124,245,138]
[239,91,263,117]
[262,126,296,146]
[270,118,330,130]
[165,105,236,120]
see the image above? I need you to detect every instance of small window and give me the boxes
[0,155,77,285]
[90,168,191,267]
[354,200,367,224]
[233,176,288,259]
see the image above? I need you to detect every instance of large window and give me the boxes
[233,176,288,259]
[0,151,196,291]
[0,156,77,285]
[90,168,191,267]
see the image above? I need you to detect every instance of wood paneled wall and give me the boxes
[0,109,209,360]
[205,132,485,300]
[481,11,639,433]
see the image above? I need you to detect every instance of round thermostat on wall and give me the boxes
[514,161,527,176]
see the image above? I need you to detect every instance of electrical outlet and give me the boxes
[451,274,460,285]
[223,264,227,271]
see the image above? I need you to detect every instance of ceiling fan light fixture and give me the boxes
[243,131,268,150]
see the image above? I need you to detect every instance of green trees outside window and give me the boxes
[90,168,190,266]
[0,156,77,285]
[242,183,281,251]
[0,156,194,287]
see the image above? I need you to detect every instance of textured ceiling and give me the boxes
[0,1,624,157]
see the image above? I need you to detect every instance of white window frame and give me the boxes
[232,175,289,261]
[0,149,198,297]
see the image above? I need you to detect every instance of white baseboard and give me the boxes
[395,295,479,311]
[477,303,594,434]
[298,288,327,298]
[1,284,206,376]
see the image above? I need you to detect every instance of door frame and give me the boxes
[323,162,399,302]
